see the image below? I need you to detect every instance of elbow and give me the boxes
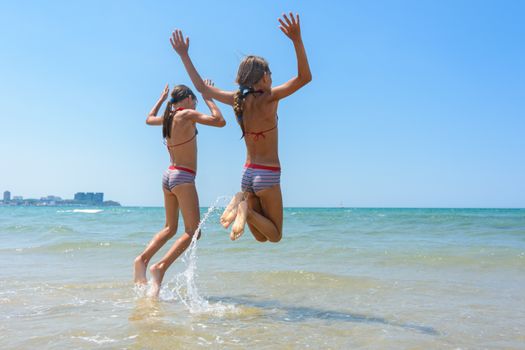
[302,73,312,85]
[295,73,312,88]
[216,118,226,127]
[306,73,312,83]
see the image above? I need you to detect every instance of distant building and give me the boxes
[94,192,104,203]
[74,192,87,201]
[73,192,104,204]
[0,191,118,206]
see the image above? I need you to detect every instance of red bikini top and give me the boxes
[245,124,277,141]
[240,89,278,141]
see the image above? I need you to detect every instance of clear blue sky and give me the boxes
[1,0,524,207]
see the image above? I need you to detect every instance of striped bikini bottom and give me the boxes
[162,165,196,191]
[241,163,281,193]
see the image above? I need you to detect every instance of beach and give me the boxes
[1,206,524,349]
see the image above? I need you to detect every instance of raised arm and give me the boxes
[182,80,226,127]
[170,30,236,106]
[146,84,169,126]
[270,13,312,101]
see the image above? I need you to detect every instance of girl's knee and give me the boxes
[161,226,177,239]
[254,235,268,242]
[186,227,201,240]
[268,231,282,243]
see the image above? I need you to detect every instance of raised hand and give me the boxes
[202,79,214,100]
[278,12,302,42]
[170,29,189,56]
[160,84,169,101]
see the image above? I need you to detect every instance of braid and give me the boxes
[233,90,246,138]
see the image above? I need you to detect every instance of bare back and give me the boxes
[241,93,280,166]
[166,110,198,171]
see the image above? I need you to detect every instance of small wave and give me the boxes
[57,209,103,214]
[15,241,130,253]
[48,225,75,234]
[73,209,103,214]
[2,225,36,233]
[71,335,117,345]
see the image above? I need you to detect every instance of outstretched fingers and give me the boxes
[283,13,292,27]
[278,18,288,32]
[290,12,298,25]
[171,30,178,44]
[278,12,302,40]
[170,29,189,53]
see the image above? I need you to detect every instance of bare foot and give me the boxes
[220,192,244,228]
[231,200,248,241]
[133,256,147,285]
[149,263,165,297]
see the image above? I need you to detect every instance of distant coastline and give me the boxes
[1,190,120,207]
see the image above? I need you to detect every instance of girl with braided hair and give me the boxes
[134,82,225,296]
[171,13,311,243]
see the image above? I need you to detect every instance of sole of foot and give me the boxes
[230,200,248,241]
[221,192,244,228]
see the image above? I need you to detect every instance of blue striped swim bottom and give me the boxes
[241,163,281,193]
[162,165,196,191]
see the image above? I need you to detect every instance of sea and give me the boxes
[1,206,524,349]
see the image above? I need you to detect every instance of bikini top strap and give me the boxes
[245,124,277,141]
[165,108,198,148]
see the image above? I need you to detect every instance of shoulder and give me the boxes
[174,109,198,120]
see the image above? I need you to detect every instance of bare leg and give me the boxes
[134,189,179,284]
[149,183,200,297]
[246,192,268,242]
[230,200,248,241]
[220,192,244,228]
[246,185,283,243]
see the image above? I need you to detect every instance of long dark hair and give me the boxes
[233,56,270,138]
[162,85,197,139]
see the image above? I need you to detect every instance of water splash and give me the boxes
[162,196,238,315]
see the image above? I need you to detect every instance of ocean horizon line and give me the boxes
[2,205,524,210]
[86,206,525,210]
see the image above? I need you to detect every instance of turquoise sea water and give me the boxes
[1,206,524,349]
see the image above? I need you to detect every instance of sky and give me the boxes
[1,0,524,207]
